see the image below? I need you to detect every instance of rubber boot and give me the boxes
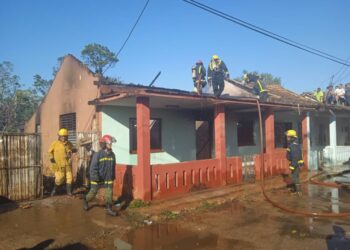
[295,184,302,197]
[83,198,89,211]
[106,204,117,217]
[66,184,72,196]
[51,185,58,197]
[289,184,296,193]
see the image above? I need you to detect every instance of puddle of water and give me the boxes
[121,223,256,250]
[0,197,123,249]
[306,184,350,213]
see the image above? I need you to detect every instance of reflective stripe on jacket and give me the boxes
[207,60,229,80]
[286,141,304,170]
[90,149,116,182]
[193,64,206,81]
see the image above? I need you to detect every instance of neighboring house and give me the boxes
[308,105,350,169]
[24,55,100,176]
[25,55,350,201]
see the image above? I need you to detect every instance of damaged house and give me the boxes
[24,54,350,201]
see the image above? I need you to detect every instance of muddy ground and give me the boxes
[1,172,350,250]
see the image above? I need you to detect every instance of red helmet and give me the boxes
[99,135,116,144]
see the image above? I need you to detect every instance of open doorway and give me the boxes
[195,120,211,160]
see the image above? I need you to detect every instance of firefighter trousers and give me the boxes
[85,181,113,205]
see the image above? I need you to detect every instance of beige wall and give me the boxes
[24,55,99,175]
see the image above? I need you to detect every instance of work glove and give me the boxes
[50,158,56,164]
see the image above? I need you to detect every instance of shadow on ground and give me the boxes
[17,239,89,250]
[0,196,18,214]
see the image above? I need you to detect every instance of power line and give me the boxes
[117,0,151,57]
[333,56,350,83]
[336,69,350,83]
[183,0,350,67]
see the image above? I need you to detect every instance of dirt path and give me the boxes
[1,172,350,249]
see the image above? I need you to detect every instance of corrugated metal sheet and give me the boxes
[74,132,99,187]
[0,133,42,201]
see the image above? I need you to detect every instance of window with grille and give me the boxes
[129,118,162,153]
[274,122,292,148]
[59,113,76,145]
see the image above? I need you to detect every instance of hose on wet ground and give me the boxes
[309,171,350,189]
[255,100,350,217]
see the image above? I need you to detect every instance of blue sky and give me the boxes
[1,0,350,93]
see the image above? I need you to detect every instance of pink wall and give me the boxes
[24,55,99,175]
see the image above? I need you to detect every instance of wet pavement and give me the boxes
[0,196,130,249]
[121,194,350,250]
[1,171,350,249]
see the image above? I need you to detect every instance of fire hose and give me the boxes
[256,100,350,217]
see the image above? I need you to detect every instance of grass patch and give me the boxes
[128,199,150,209]
[160,210,180,220]
[197,200,217,211]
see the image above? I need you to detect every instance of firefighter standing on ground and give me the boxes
[207,55,229,97]
[192,60,207,95]
[285,129,304,196]
[49,128,74,196]
[83,134,117,216]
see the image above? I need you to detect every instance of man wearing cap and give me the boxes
[192,60,207,95]
[285,130,304,196]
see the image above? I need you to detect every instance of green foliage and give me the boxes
[0,61,21,132]
[0,61,42,132]
[33,74,53,96]
[81,43,118,74]
[238,70,282,85]
[160,210,180,220]
[128,199,150,208]
[197,200,216,211]
[52,56,64,78]
[14,90,39,131]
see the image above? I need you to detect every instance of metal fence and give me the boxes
[74,132,99,187]
[0,133,42,201]
[241,155,255,183]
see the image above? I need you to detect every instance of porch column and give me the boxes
[301,112,310,171]
[214,104,227,185]
[264,110,275,154]
[329,114,337,167]
[136,96,151,201]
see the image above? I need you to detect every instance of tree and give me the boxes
[14,89,39,131]
[237,70,282,85]
[52,56,64,78]
[32,74,53,96]
[0,61,21,132]
[81,43,118,75]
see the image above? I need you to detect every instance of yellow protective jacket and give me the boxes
[48,140,73,171]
